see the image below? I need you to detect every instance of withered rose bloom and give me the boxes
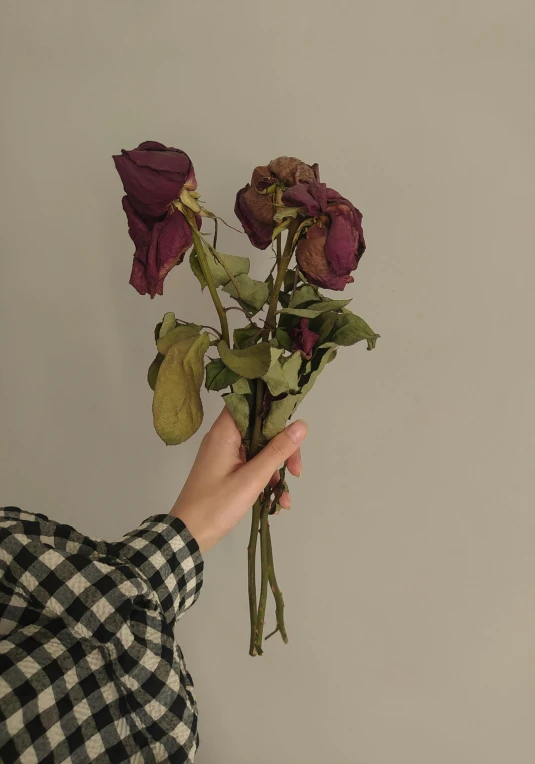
[235,156,319,249]
[283,181,366,291]
[113,141,199,297]
[289,319,320,359]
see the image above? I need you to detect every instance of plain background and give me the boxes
[1,1,534,762]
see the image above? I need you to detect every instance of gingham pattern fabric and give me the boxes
[0,507,204,763]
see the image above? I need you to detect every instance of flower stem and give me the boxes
[246,222,301,655]
[255,495,271,654]
[188,218,230,346]
[264,521,288,642]
[262,218,301,339]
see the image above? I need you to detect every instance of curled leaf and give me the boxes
[332,314,379,349]
[153,333,210,445]
[279,299,352,319]
[157,323,202,355]
[159,312,177,339]
[232,377,252,395]
[218,340,272,379]
[234,323,261,350]
[148,352,165,391]
[262,394,300,440]
[223,393,252,438]
[223,273,270,313]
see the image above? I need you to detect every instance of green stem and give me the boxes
[264,521,288,642]
[262,218,300,338]
[255,495,271,654]
[247,376,265,656]
[188,218,230,346]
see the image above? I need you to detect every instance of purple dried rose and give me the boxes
[235,156,319,250]
[113,141,199,297]
[289,319,320,360]
[283,181,366,291]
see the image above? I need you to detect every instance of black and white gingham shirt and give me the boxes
[0,506,204,763]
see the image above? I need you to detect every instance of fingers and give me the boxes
[240,420,308,497]
[286,447,302,477]
[194,406,244,477]
[279,491,291,510]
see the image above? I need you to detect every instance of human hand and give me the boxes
[170,407,308,553]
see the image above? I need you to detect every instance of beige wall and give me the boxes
[1,2,534,762]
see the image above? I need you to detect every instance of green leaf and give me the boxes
[232,377,252,395]
[159,312,177,339]
[208,250,250,288]
[223,274,270,313]
[289,285,319,308]
[153,333,211,445]
[332,314,380,349]
[283,269,297,293]
[223,393,251,438]
[154,321,163,343]
[275,328,294,351]
[311,312,338,345]
[189,250,207,289]
[262,360,289,397]
[157,323,202,355]
[298,345,338,402]
[281,351,302,391]
[278,299,352,319]
[262,394,300,440]
[218,340,272,379]
[147,352,165,391]
[205,358,239,391]
[233,323,261,350]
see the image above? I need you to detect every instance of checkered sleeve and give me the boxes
[0,507,204,763]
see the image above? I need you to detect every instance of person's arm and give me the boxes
[0,408,307,763]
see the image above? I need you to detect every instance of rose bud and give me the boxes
[235,156,319,249]
[289,319,320,359]
[284,182,366,291]
[113,141,199,297]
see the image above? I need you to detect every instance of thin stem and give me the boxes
[188,219,230,346]
[262,218,301,341]
[247,377,266,656]
[264,522,288,642]
[247,497,262,656]
[213,217,219,250]
[255,495,270,654]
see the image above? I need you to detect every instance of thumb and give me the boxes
[241,420,308,494]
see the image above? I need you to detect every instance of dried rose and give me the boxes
[113,141,199,297]
[235,156,319,249]
[283,182,366,291]
[289,319,320,359]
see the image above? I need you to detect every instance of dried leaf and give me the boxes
[159,312,177,339]
[147,352,165,391]
[157,323,202,355]
[263,360,289,397]
[289,285,319,308]
[223,273,270,313]
[262,394,300,440]
[281,351,303,391]
[223,393,252,438]
[205,358,239,391]
[189,250,207,289]
[218,340,272,379]
[234,323,261,350]
[297,345,338,403]
[208,250,250,288]
[332,314,379,349]
[275,328,294,351]
[153,333,211,445]
[279,299,352,319]
[232,377,252,395]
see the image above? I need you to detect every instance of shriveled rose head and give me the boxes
[235,156,319,249]
[289,318,320,359]
[284,182,366,291]
[113,141,199,297]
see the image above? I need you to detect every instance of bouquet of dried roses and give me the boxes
[113,142,379,655]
